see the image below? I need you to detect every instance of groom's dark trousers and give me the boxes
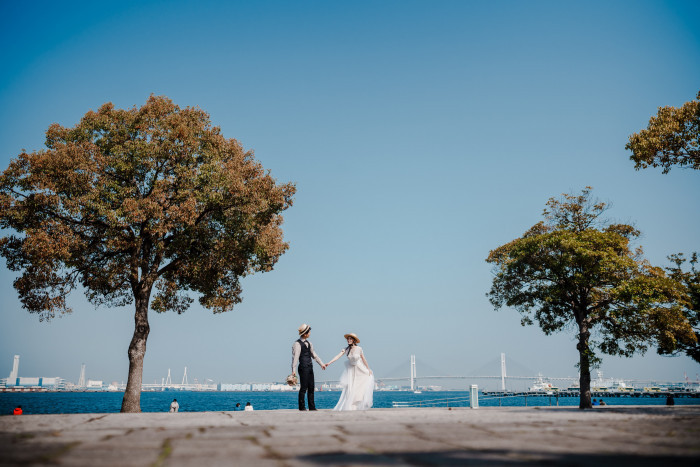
[298,339,316,410]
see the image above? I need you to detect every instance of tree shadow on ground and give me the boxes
[535,406,697,416]
[298,449,699,466]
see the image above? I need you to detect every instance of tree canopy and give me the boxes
[660,253,700,363]
[485,188,695,409]
[626,91,700,173]
[0,96,295,411]
[625,92,699,362]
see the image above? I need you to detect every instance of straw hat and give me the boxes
[298,324,311,336]
[344,333,360,344]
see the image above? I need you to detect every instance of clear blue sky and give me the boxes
[1,0,699,389]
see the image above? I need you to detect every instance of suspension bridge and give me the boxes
[367,353,580,391]
[320,352,697,391]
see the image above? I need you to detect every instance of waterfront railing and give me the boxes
[391,392,580,408]
[392,389,698,408]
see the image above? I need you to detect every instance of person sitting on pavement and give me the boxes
[244,402,254,411]
[169,398,179,413]
[592,399,599,406]
[13,405,22,415]
[234,403,242,411]
[598,399,606,406]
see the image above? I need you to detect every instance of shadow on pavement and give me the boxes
[298,449,700,466]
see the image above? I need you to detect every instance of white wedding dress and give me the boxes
[333,346,374,411]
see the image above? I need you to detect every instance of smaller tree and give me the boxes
[659,253,700,363]
[486,188,695,409]
[626,91,700,173]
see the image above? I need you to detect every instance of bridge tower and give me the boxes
[410,355,416,391]
[181,367,189,386]
[165,368,172,386]
[501,353,507,391]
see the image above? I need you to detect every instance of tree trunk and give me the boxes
[577,324,592,410]
[121,289,151,413]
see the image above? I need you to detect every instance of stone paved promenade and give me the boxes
[1,406,699,466]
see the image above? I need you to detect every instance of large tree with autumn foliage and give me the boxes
[486,188,695,409]
[659,254,700,363]
[626,91,700,363]
[0,96,295,412]
[626,90,700,173]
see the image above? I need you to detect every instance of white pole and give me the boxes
[413,355,416,389]
[410,355,415,391]
[470,384,479,409]
[501,353,507,391]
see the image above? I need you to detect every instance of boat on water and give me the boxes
[561,371,633,393]
[529,374,558,394]
[591,371,629,392]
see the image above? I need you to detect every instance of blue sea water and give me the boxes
[2,391,698,415]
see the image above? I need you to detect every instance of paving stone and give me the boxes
[58,447,160,467]
[1,407,699,466]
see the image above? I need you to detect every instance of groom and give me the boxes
[292,324,326,411]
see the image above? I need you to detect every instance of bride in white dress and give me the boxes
[326,333,374,411]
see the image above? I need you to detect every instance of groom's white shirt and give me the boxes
[292,338,325,372]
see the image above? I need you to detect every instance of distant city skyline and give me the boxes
[1,1,699,388]
[3,350,698,393]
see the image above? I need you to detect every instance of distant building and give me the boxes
[269,383,295,391]
[8,355,19,383]
[217,382,295,392]
[86,380,103,389]
[378,385,401,391]
[3,377,64,389]
[219,383,252,391]
[2,355,64,389]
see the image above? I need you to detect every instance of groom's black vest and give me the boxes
[298,339,312,368]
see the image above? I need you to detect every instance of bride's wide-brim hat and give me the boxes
[344,333,360,343]
[298,324,311,336]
